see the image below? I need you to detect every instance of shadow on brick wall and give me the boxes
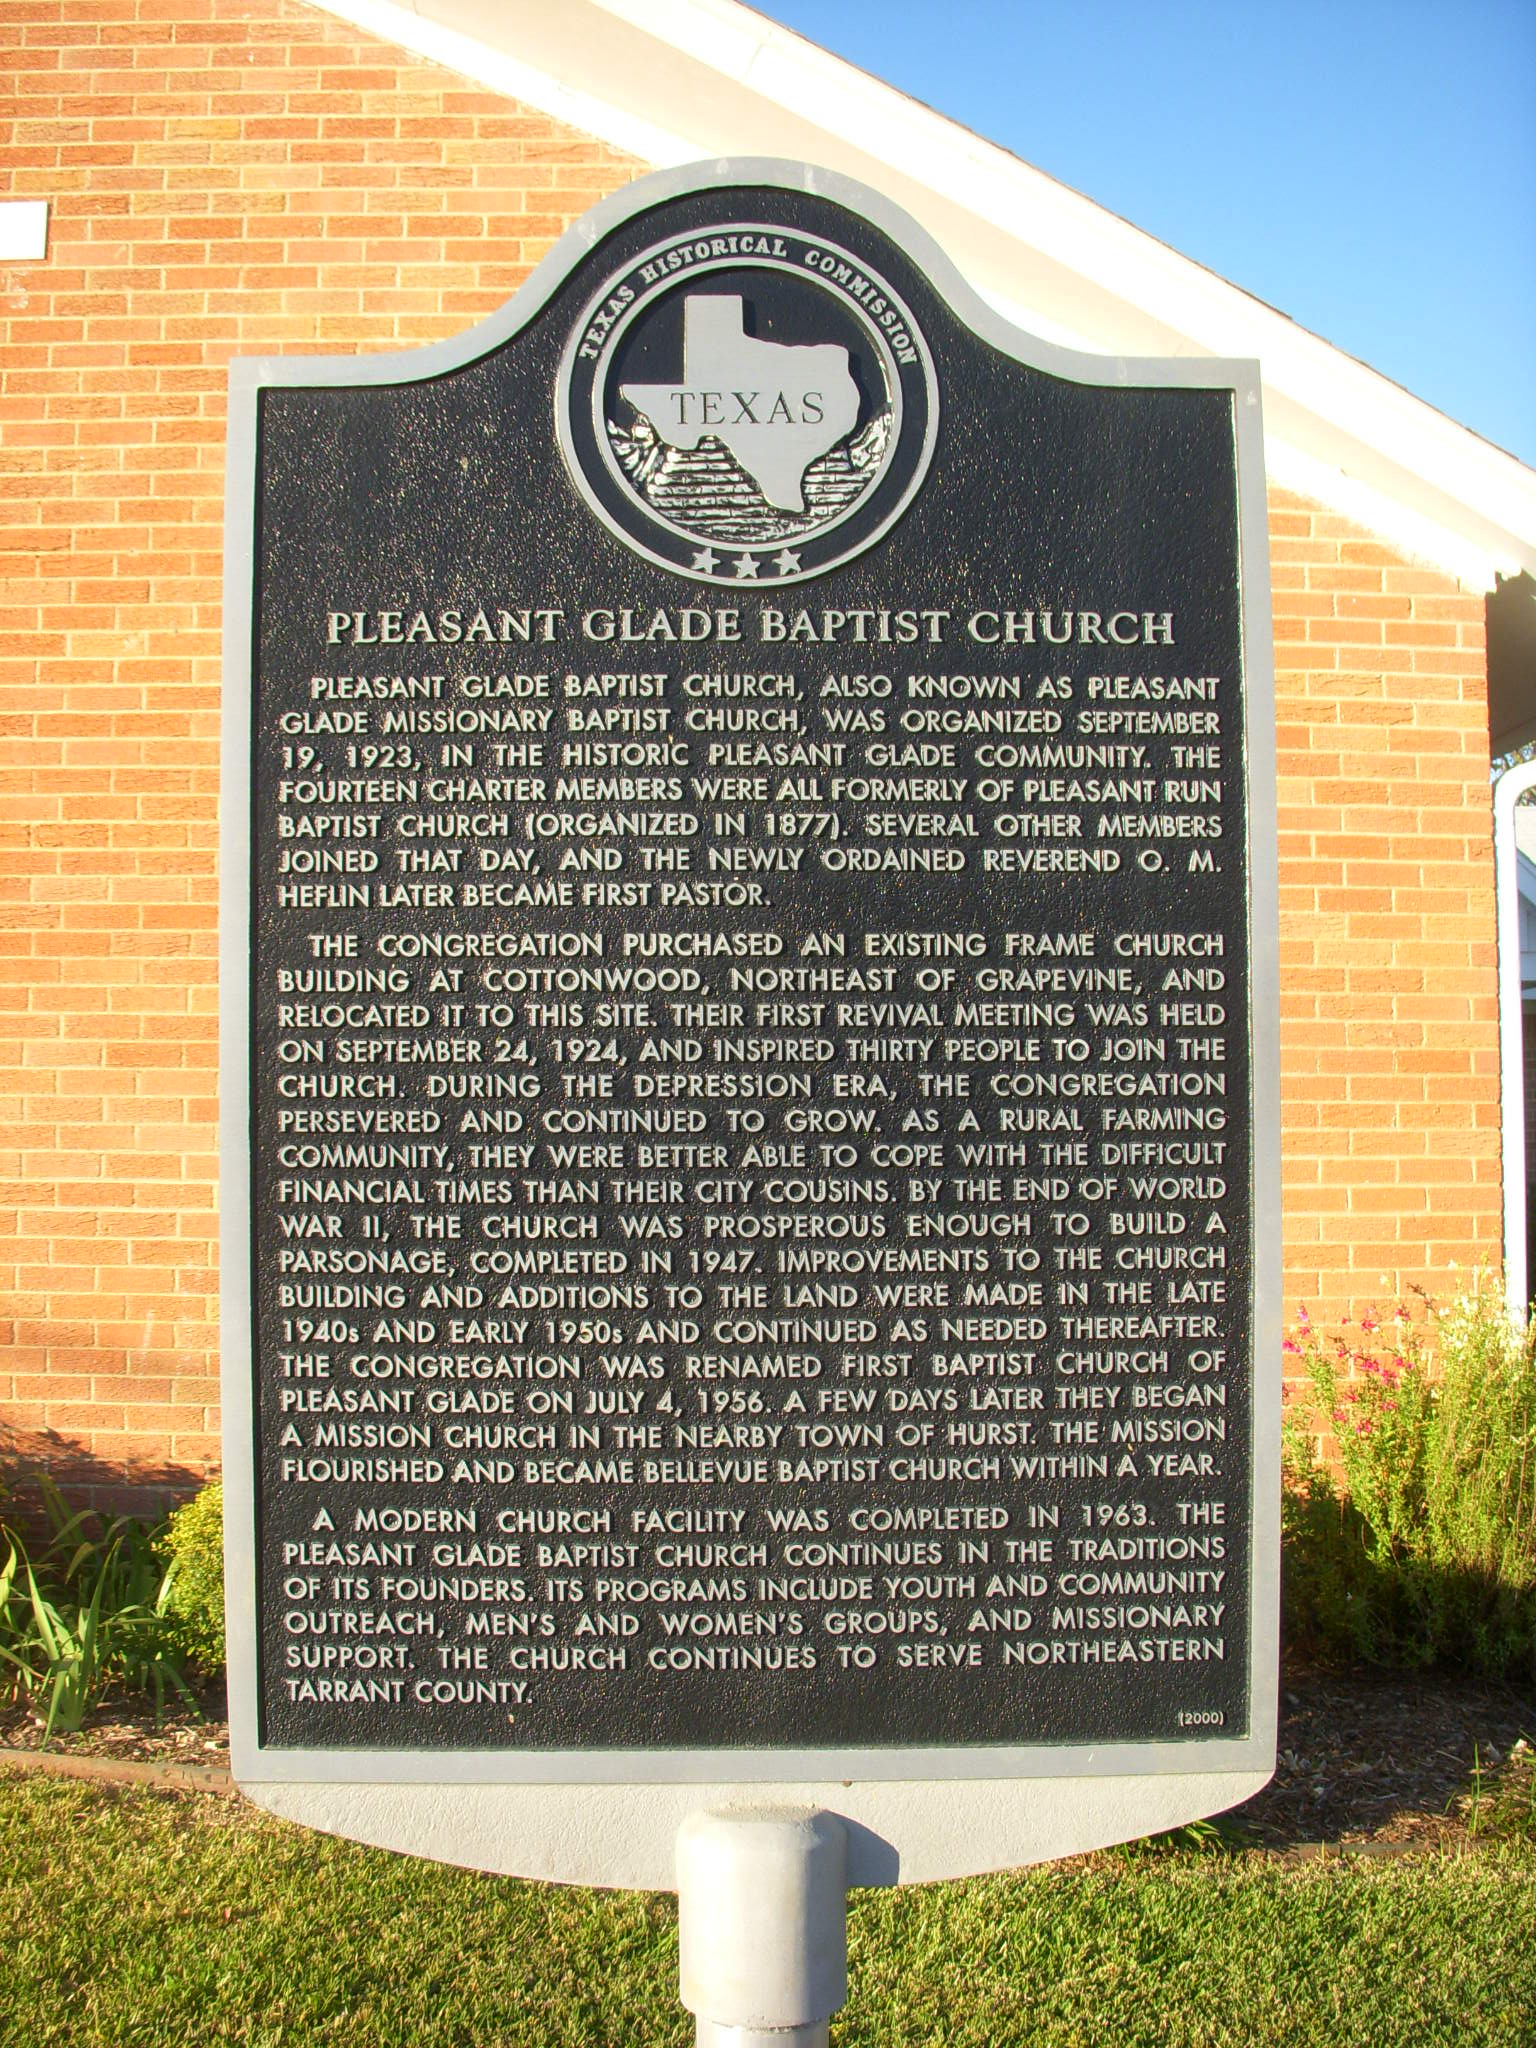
[0,1420,206,1530]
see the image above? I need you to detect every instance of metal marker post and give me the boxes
[677,1808,849,2047]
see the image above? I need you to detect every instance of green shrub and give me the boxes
[0,1475,194,1738]
[1282,1283,1536,1679]
[158,1481,225,1675]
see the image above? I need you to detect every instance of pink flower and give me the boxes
[1360,1311,1380,1334]
[1282,1338,1301,1355]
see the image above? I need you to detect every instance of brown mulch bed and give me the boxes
[0,1679,229,1772]
[3,1662,1533,1855]
[1228,1659,1534,1853]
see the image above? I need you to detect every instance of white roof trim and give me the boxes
[306,0,1535,591]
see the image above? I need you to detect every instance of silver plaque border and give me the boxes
[555,224,933,586]
[222,160,1281,1818]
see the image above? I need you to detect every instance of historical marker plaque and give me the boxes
[222,163,1279,1879]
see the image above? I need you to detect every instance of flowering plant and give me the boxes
[1281,1281,1536,1678]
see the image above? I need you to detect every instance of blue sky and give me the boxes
[752,0,1536,468]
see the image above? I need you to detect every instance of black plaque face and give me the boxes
[232,171,1273,1768]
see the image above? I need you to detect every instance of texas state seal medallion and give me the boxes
[557,222,938,587]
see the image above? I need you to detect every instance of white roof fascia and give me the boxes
[304,0,703,167]
[304,0,1535,592]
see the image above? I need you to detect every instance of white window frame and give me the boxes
[1494,760,1536,1319]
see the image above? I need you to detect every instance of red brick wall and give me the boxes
[0,0,1504,1502]
[1269,490,1500,1331]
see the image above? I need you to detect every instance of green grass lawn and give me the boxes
[3,1772,1534,2047]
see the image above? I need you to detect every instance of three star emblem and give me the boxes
[688,548,803,581]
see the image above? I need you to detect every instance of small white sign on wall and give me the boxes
[0,201,49,262]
